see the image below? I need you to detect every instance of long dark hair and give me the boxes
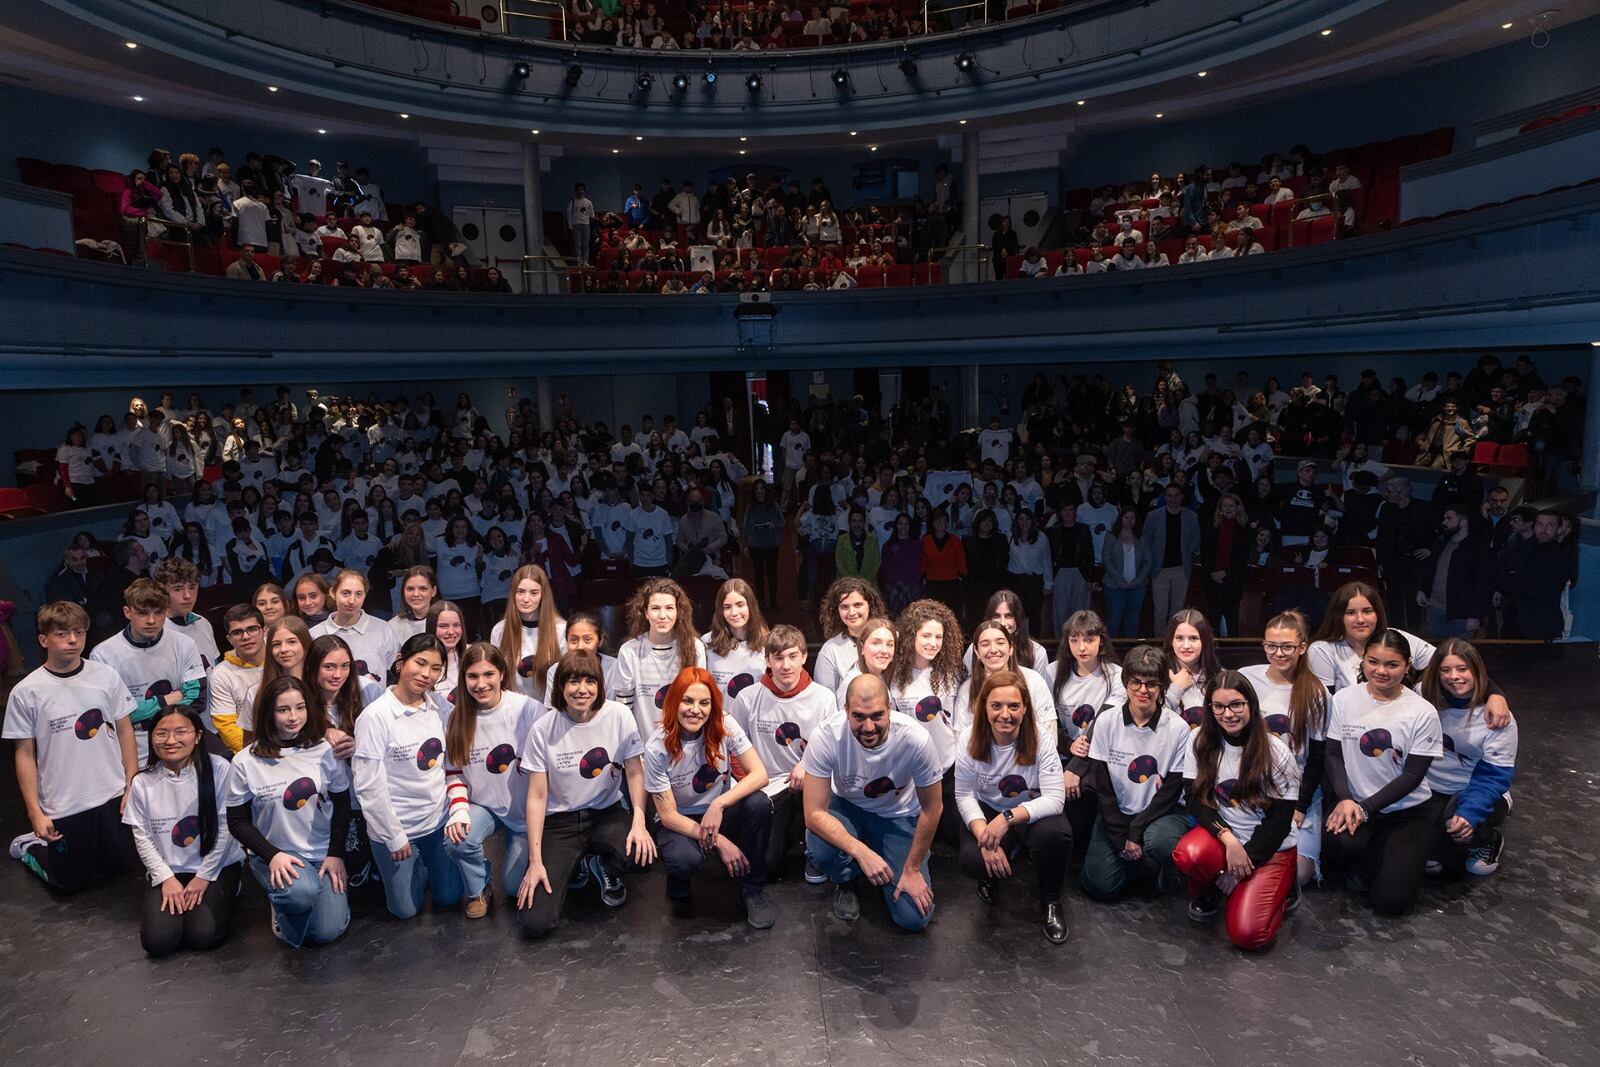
[983,589,1034,661]
[307,634,365,731]
[1261,610,1326,754]
[1314,580,1388,645]
[966,669,1039,766]
[143,706,219,857]
[251,676,329,759]
[1189,670,1279,813]
[1053,610,1119,705]
[1164,608,1221,682]
[446,642,510,767]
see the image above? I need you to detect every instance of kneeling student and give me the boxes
[1173,670,1301,950]
[226,676,352,947]
[803,674,943,931]
[516,651,655,939]
[124,706,243,957]
[647,666,776,928]
[1419,639,1516,877]
[955,670,1071,943]
[5,602,141,893]
[1080,644,1191,901]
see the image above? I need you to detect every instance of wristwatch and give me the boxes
[1002,810,1015,823]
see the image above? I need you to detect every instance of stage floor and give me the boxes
[2,644,1597,1067]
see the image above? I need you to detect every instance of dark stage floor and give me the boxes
[2,645,1598,1066]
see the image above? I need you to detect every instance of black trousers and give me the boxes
[1008,574,1046,638]
[519,804,638,939]
[1431,792,1510,869]
[1324,793,1446,915]
[657,791,773,893]
[748,547,779,607]
[1203,575,1244,637]
[765,786,806,879]
[957,801,1073,904]
[24,794,139,895]
[140,864,241,958]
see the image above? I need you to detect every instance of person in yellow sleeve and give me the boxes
[207,605,265,753]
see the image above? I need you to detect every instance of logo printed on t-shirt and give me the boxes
[997,773,1029,798]
[486,743,516,773]
[727,673,756,697]
[579,747,613,779]
[691,762,722,793]
[1265,713,1291,736]
[775,722,806,753]
[518,655,537,678]
[283,777,320,810]
[1214,777,1240,807]
[171,814,203,847]
[74,708,107,740]
[1071,703,1097,729]
[416,737,444,769]
[863,775,898,799]
[1128,754,1160,784]
[144,679,175,700]
[914,695,943,723]
[654,684,669,709]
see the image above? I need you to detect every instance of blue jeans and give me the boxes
[444,804,530,898]
[371,823,465,919]
[806,796,934,931]
[1103,585,1146,639]
[249,856,350,948]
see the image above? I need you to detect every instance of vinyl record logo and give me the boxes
[579,747,612,779]
[727,673,756,697]
[1128,754,1160,784]
[863,776,897,799]
[283,777,320,810]
[74,708,107,740]
[486,743,516,774]
[416,737,443,769]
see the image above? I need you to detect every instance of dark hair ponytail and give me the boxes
[143,706,219,857]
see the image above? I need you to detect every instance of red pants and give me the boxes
[1172,826,1296,951]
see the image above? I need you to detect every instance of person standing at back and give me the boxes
[1141,483,1199,628]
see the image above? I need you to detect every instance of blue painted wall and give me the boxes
[1064,14,1600,189]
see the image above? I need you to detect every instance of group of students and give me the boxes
[7,563,1517,955]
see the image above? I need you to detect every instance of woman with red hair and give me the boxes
[644,666,775,929]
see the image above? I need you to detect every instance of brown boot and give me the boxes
[465,887,492,919]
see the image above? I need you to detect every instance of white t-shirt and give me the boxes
[1165,677,1208,731]
[520,700,643,814]
[628,506,675,568]
[887,666,962,772]
[805,712,941,820]
[728,680,838,797]
[615,635,708,738]
[123,754,243,879]
[1046,661,1126,739]
[430,538,482,600]
[444,692,543,831]
[88,630,206,762]
[701,636,766,704]
[978,428,1012,465]
[226,740,350,862]
[1184,731,1299,851]
[336,533,384,573]
[3,662,136,818]
[952,665,1058,744]
[591,501,633,556]
[954,735,1066,826]
[56,444,95,485]
[480,552,519,605]
[811,633,857,694]
[352,690,448,848]
[961,639,1050,676]
[1426,703,1517,796]
[211,657,263,733]
[1307,629,1435,692]
[165,616,220,673]
[311,613,400,688]
[779,431,811,470]
[1238,664,1327,775]
[1087,706,1191,815]
[643,716,755,816]
[1325,684,1443,813]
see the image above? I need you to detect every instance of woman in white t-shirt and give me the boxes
[57,425,98,505]
[887,600,965,836]
[962,589,1050,677]
[430,516,485,641]
[953,622,1056,745]
[426,600,466,700]
[813,577,887,693]
[123,706,242,957]
[515,650,655,939]
[441,644,544,917]
[352,633,466,919]
[1164,609,1221,731]
[647,666,775,927]
[1239,610,1329,887]
[955,670,1071,943]
[1048,610,1125,854]
[1172,670,1301,950]
[701,578,769,704]
[615,578,708,739]
[490,564,566,703]
[833,616,896,708]
[1321,630,1444,916]
[387,565,438,647]
[311,570,401,688]
[478,527,520,624]
[225,676,351,947]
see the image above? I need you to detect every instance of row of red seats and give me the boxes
[567,263,941,291]
[1398,174,1600,228]
[1519,102,1598,135]
[1002,218,1339,278]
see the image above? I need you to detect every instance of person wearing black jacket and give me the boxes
[1375,477,1434,632]
[963,509,1011,630]
[86,540,149,647]
[1337,469,1382,547]
[1503,511,1577,640]
[1201,494,1252,637]
[43,542,98,609]
[1431,450,1483,520]
[1047,502,1096,639]
[1414,508,1491,640]
[1172,670,1301,949]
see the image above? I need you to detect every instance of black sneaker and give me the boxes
[1466,830,1504,876]
[741,888,776,930]
[586,855,626,907]
[567,858,593,892]
[832,883,861,922]
[977,878,997,905]
[1042,902,1068,944]
[803,857,828,885]
[1188,887,1222,923]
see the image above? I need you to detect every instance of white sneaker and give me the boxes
[1424,858,1443,876]
[9,832,43,861]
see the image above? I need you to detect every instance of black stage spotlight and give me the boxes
[565,63,583,88]
[955,52,975,73]
[898,56,917,78]
[704,63,718,85]
[636,72,653,92]
[512,60,531,79]
[746,72,762,92]
[672,72,690,91]
[831,68,849,88]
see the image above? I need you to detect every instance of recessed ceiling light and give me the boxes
[530,129,540,134]
[398,112,409,118]
[131,95,144,102]
[1155,112,1164,118]
[1076,99,1086,106]
[1501,21,1514,29]
[1196,70,1208,77]
[1320,28,1332,35]
[266,85,279,92]
[317,128,327,134]
[869,144,879,152]
[611,148,620,154]
[124,41,138,49]
[849,130,858,136]
[738,149,746,155]
[739,136,748,142]
[634,135,643,141]
[959,119,968,124]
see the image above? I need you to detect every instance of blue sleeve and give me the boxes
[1455,760,1514,828]
[131,696,163,724]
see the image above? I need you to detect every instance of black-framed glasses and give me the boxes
[1125,676,1161,692]
[1210,700,1250,715]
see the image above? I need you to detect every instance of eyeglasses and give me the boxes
[1125,677,1162,692]
[151,728,197,742]
[1210,700,1250,715]
[1262,642,1301,655]
[228,625,264,639]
